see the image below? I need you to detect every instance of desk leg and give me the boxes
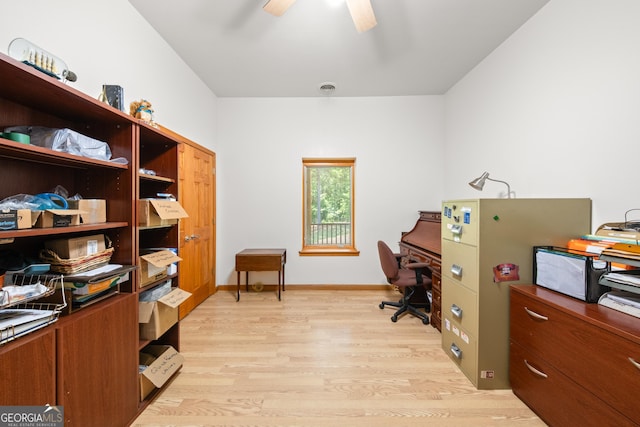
[236,271,240,302]
[245,271,249,292]
[282,263,285,292]
[277,270,281,301]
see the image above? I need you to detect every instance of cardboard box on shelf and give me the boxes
[67,199,106,224]
[139,345,184,401]
[33,209,84,228]
[139,250,182,288]
[138,199,188,227]
[139,286,191,341]
[0,209,37,230]
[45,234,107,259]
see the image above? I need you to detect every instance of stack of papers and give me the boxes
[599,291,640,318]
[602,272,640,288]
[0,283,49,307]
[0,308,57,343]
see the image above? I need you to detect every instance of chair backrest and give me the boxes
[377,240,399,283]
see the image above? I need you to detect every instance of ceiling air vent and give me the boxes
[318,82,336,96]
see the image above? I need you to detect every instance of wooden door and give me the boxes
[179,142,216,319]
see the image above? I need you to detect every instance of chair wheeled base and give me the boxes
[379,285,430,324]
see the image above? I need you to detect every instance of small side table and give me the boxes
[235,248,286,301]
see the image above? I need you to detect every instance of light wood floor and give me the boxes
[132,288,545,427]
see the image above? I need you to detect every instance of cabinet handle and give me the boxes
[451,304,463,319]
[628,357,640,371]
[524,306,548,321]
[524,359,548,378]
[450,343,462,359]
[184,234,200,242]
[450,264,463,277]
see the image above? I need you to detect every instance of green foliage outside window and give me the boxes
[301,158,358,255]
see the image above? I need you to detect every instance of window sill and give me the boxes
[299,247,360,256]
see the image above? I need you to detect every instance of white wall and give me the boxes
[4,0,638,288]
[444,0,640,229]
[0,0,217,147]
[217,96,444,284]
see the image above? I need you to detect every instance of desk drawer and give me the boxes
[511,289,640,425]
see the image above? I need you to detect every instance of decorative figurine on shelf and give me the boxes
[129,99,157,128]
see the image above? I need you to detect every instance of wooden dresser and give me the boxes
[510,285,640,426]
[399,211,442,331]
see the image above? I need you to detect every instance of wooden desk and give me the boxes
[235,248,286,301]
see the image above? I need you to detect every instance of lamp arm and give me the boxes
[486,177,512,199]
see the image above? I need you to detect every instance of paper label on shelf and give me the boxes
[140,346,184,388]
[148,199,189,219]
[158,288,192,308]
[140,250,183,268]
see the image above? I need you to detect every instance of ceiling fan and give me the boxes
[263,0,377,33]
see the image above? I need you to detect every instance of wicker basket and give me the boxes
[40,247,114,274]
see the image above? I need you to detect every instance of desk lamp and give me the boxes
[469,172,513,198]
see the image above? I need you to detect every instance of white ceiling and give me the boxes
[130,0,550,97]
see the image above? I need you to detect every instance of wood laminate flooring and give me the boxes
[133,288,545,426]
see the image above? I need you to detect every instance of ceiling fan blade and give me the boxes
[263,0,297,17]
[345,0,377,33]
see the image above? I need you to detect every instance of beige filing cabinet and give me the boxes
[440,199,591,389]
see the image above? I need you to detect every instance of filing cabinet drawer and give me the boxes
[442,318,477,380]
[442,278,478,334]
[442,239,478,291]
[442,200,478,246]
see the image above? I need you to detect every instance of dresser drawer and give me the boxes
[442,239,478,290]
[511,289,640,425]
[442,278,477,334]
[442,200,478,246]
[510,340,630,427]
[442,319,477,380]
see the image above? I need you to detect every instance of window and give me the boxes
[300,158,359,256]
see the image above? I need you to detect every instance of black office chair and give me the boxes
[377,240,431,324]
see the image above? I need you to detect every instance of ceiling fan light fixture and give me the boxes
[345,0,377,32]
[263,0,297,17]
[318,82,337,96]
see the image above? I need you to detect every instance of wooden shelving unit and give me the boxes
[0,51,190,425]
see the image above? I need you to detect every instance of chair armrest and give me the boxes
[406,262,432,286]
[405,262,430,270]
